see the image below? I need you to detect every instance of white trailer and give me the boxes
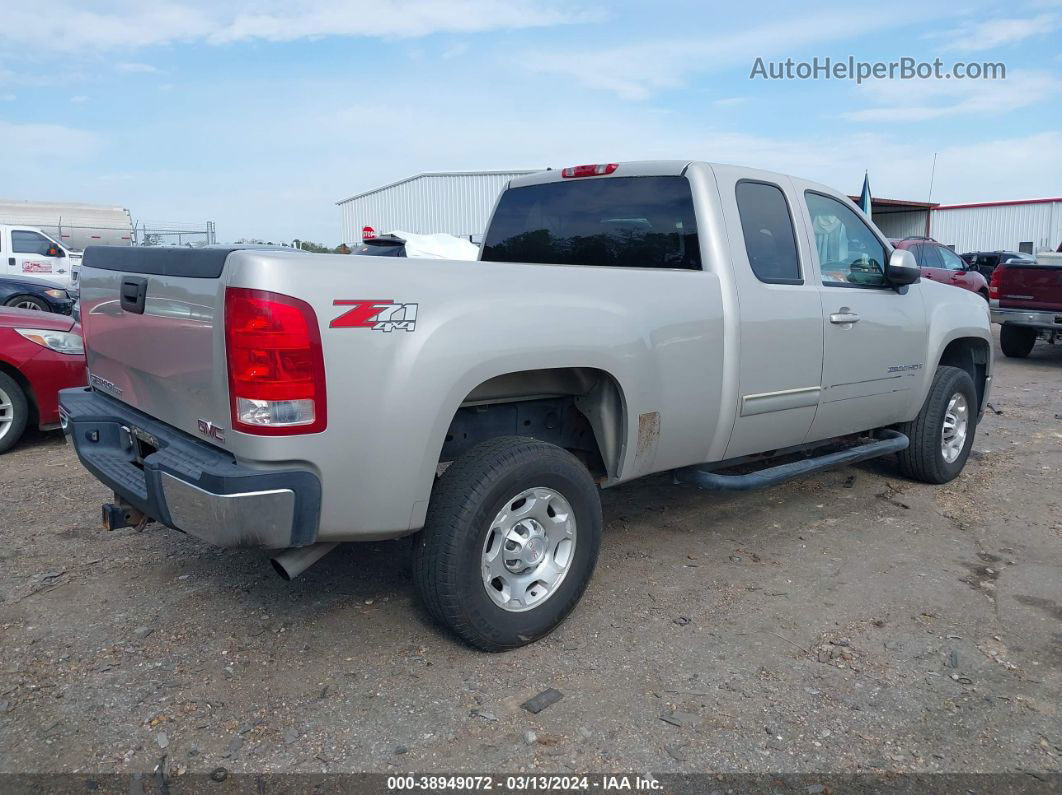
[0,199,133,250]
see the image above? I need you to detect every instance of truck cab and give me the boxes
[1,225,82,293]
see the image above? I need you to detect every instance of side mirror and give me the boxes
[885,248,920,285]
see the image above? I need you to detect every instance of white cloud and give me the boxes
[842,69,1059,122]
[522,8,911,100]
[712,96,749,107]
[117,62,160,73]
[0,1,594,51]
[70,94,88,103]
[940,13,1059,52]
[442,42,470,59]
[0,93,15,101]
[0,120,101,160]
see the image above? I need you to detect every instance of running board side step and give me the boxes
[673,430,909,492]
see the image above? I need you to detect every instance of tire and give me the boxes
[4,295,48,312]
[896,366,977,484]
[412,436,602,651]
[999,325,1036,358]
[0,371,29,455]
[978,289,989,302]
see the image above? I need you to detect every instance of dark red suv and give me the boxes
[891,237,989,299]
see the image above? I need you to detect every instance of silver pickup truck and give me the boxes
[60,160,992,650]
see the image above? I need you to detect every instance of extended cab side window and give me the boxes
[11,230,54,256]
[805,192,888,288]
[735,181,801,284]
[482,176,700,269]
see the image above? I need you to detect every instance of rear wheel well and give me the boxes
[441,368,626,481]
[938,337,989,410]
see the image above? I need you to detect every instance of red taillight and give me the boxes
[224,287,326,435]
[989,267,1002,299]
[561,163,618,178]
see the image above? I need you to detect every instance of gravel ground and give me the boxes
[1,331,1060,776]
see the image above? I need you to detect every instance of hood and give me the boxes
[0,275,70,292]
[0,306,76,331]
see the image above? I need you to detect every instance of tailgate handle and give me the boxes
[120,276,148,314]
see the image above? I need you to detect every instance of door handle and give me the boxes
[6,257,13,267]
[829,310,860,325]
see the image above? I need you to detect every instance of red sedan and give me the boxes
[0,307,86,453]
[891,237,990,299]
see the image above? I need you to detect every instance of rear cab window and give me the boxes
[805,192,889,288]
[482,176,700,269]
[735,181,802,284]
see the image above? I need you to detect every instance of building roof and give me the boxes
[846,196,939,211]
[934,197,1062,210]
[336,170,540,205]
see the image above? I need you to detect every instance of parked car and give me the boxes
[0,308,86,453]
[989,251,1062,357]
[353,230,480,260]
[962,250,1035,280]
[61,161,991,650]
[1,224,82,292]
[891,237,989,299]
[0,275,76,314]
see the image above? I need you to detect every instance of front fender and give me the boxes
[913,284,993,414]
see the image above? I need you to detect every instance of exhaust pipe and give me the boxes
[270,542,338,581]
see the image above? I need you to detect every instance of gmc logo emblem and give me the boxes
[197,419,226,443]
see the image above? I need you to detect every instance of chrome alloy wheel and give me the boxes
[0,385,13,442]
[481,487,577,612]
[941,392,969,464]
[12,300,42,310]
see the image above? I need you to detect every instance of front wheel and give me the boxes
[4,295,48,312]
[0,371,29,454]
[895,365,977,484]
[412,437,602,651]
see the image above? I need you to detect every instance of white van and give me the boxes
[1,225,82,292]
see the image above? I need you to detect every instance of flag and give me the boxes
[859,171,872,220]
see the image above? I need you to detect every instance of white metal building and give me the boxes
[337,170,539,244]
[930,198,1062,255]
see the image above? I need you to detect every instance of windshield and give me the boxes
[482,176,700,269]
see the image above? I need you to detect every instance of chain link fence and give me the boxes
[133,220,216,247]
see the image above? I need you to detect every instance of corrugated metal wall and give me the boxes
[873,210,929,240]
[338,171,539,244]
[931,201,1062,254]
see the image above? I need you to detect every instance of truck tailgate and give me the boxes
[998,262,1062,312]
[78,246,232,441]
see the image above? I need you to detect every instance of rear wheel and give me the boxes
[412,437,602,651]
[896,365,977,484]
[0,372,29,454]
[999,325,1036,358]
[4,295,48,312]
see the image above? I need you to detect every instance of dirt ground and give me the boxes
[1,330,1060,777]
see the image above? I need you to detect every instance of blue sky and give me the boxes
[2,0,1060,244]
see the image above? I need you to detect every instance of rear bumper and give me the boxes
[991,306,1062,330]
[58,388,321,549]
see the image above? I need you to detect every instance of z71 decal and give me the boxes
[331,299,418,332]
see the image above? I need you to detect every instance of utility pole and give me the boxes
[925,152,938,237]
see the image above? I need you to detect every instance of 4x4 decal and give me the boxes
[330,299,418,332]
